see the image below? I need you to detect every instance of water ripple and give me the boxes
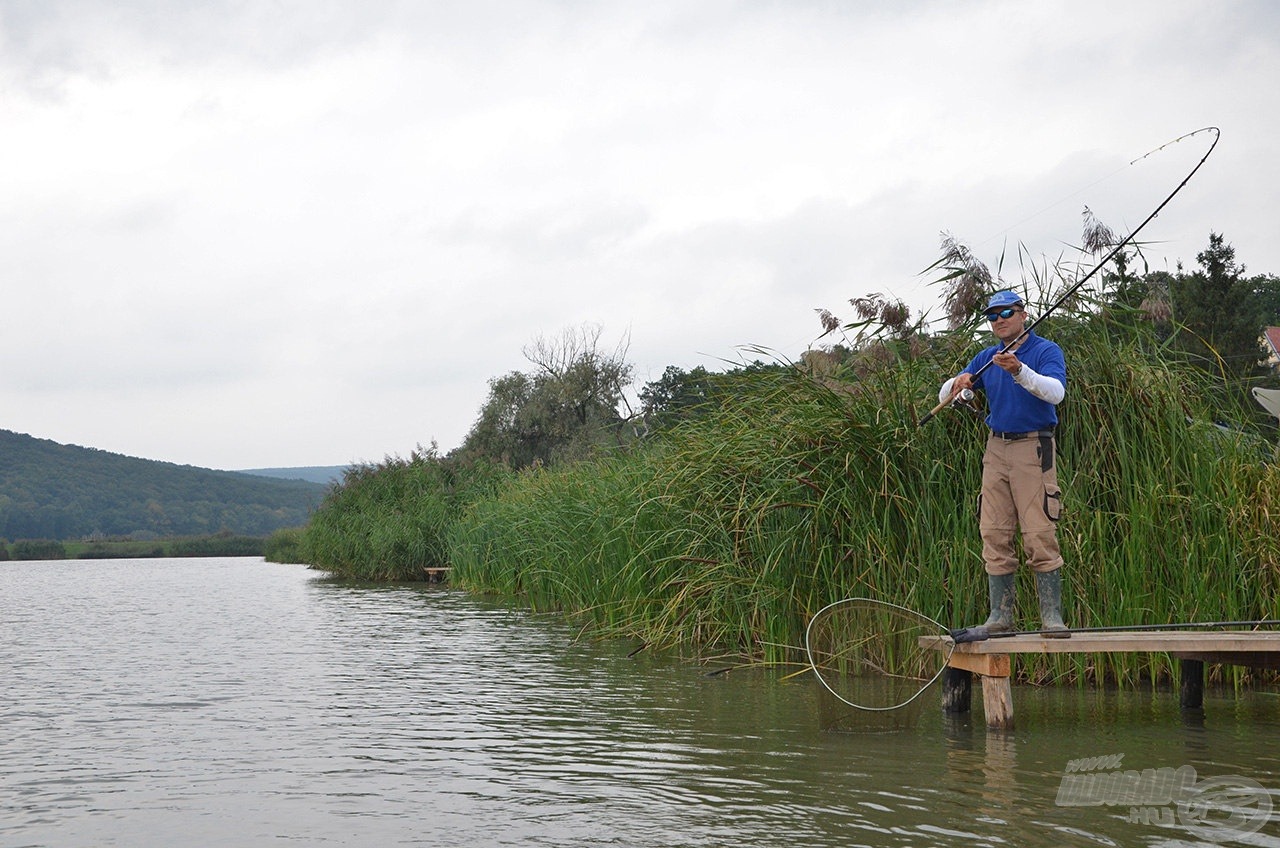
[3,558,1279,847]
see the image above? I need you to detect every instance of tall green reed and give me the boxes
[303,448,510,581]
[449,312,1280,685]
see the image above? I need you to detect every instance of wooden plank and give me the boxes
[915,629,1280,732]
[922,631,1280,656]
[945,651,1011,677]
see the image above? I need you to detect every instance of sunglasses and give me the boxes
[984,307,1022,321]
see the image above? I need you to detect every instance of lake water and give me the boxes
[2,557,1278,847]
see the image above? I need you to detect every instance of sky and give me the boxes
[2,0,1278,470]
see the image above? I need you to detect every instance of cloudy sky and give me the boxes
[2,0,1277,470]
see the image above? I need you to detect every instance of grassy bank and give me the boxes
[284,307,1280,687]
[3,533,272,560]
[445,313,1280,685]
[294,447,510,580]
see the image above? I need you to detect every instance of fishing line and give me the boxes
[964,130,1203,254]
[918,126,1221,426]
[966,161,1131,255]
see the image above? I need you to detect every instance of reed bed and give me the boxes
[302,449,509,581]
[449,313,1280,686]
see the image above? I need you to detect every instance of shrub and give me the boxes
[10,539,68,560]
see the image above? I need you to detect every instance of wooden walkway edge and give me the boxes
[920,631,1280,730]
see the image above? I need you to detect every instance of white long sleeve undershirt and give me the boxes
[938,366,1065,405]
[1014,363,1065,404]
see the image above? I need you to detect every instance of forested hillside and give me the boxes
[0,430,325,540]
[238,466,348,485]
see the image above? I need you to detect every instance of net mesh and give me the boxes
[806,598,953,723]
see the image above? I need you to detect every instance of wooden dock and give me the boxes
[921,631,1280,730]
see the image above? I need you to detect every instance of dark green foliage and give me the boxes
[167,534,265,557]
[264,526,307,564]
[289,231,1280,687]
[300,446,511,580]
[10,539,68,560]
[1169,233,1267,379]
[637,362,785,433]
[458,371,541,468]
[1251,273,1280,327]
[0,430,325,540]
[449,333,974,661]
[1100,233,1280,429]
[449,309,1280,684]
[74,541,167,559]
[54,533,266,559]
[457,324,634,468]
[638,365,718,431]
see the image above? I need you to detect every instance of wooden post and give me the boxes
[941,667,972,713]
[982,677,1015,730]
[1180,659,1205,709]
[944,652,1014,730]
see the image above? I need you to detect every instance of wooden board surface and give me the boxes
[921,631,1280,656]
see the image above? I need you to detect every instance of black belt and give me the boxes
[991,429,1055,441]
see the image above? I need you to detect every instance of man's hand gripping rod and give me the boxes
[917,127,1220,428]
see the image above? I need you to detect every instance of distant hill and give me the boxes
[0,429,327,541]
[237,465,349,486]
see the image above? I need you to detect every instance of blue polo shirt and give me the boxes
[965,331,1066,433]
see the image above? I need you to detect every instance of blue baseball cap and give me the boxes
[984,290,1024,311]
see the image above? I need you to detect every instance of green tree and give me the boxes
[461,372,538,468]
[638,365,717,432]
[1170,232,1266,379]
[457,324,634,469]
[1250,273,1280,330]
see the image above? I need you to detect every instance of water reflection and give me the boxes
[1,558,1278,847]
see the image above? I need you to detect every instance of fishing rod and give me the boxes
[918,126,1221,427]
[951,616,1280,644]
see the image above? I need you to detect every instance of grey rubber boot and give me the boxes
[1036,568,1071,638]
[983,572,1016,633]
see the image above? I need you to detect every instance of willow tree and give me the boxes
[457,324,635,468]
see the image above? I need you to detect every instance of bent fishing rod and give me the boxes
[918,126,1221,427]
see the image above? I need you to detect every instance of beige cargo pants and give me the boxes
[979,432,1063,575]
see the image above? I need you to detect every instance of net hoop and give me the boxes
[805,597,956,712]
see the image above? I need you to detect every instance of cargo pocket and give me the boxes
[1043,487,1063,522]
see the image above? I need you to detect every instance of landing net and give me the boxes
[805,598,954,726]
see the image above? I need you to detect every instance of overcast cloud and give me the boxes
[2,0,1277,469]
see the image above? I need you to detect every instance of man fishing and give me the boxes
[940,290,1070,638]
